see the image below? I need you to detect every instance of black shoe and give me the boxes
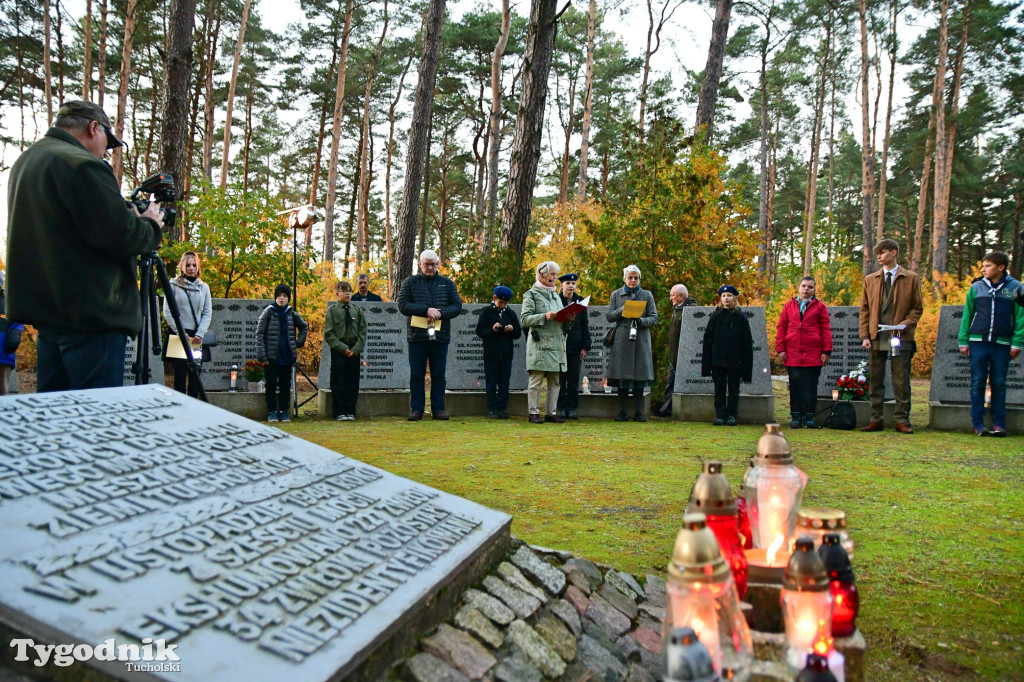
[432,411,450,420]
[803,413,816,429]
[408,410,423,421]
[790,413,802,429]
[713,418,725,426]
[567,409,578,420]
[614,411,629,422]
[725,416,737,426]
[990,425,1008,437]
[633,412,647,422]
[499,411,510,419]
[487,410,498,419]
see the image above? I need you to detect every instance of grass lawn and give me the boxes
[281,381,1023,680]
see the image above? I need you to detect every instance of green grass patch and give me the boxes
[282,382,1023,680]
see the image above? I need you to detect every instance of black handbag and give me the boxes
[823,401,857,430]
[601,327,615,348]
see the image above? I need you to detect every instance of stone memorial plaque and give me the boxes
[0,385,510,681]
[122,333,164,387]
[580,306,612,392]
[814,306,893,400]
[317,302,409,391]
[205,299,268,390]
[673,306,772,395]
[929,305,1024,404]
[446,304,527,391]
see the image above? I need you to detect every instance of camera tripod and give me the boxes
[133,251,208,402]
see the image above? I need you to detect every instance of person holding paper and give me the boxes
[398,250,463,421]
[475,286,522,419]
[606,265,659,421]
[162,251,212,399]
[557,273,591,420]
[858,238,923,433]
[522,261,575,424]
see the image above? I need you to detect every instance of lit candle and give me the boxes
[230,364,238,392]
[832,389,839,401]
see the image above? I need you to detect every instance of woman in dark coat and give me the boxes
[606,265,659,421]
[775,276,832,428]
[701,285,753,426]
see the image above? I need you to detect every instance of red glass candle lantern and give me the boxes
[687,460,748,598]
[736,482,753,550]
[818,533,858,637]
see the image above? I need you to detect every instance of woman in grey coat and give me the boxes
[606,264,659,421]
[162,251,212,398]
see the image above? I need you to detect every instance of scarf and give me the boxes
[798,296,813,317]
[534,279,556,293]
[624,285,640,296]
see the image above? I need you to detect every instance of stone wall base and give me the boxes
[316,390,650,418]
[671,394,775,424]
[317,389,410,417]
[206,390,271,420]
[928,401,1024,432]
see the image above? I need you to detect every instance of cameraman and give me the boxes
[5,100,165,392]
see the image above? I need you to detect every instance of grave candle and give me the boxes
[819,533,858,638]
[686,461,748,598]
[744,424,806,549]
[782,537,834,673]
[230,364,238,392]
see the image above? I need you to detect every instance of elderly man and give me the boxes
[397,250,463,420]
[5,100,165,392]
[352,273,383,301]
[653,283,697,417]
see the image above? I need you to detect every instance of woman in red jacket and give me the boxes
[776,276,832,428]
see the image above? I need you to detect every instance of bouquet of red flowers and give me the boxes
[836,360,869,401]
[244,359,266,382]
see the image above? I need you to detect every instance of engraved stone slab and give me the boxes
[122,333,164,387]
[673,307,772,395]
[814,306,893,399]
[205,299,271,390]
[580,307,613,393]
[317,302,410,391]
[0,385,510,682]
[446,304,527,391]
[929,305,1024,404]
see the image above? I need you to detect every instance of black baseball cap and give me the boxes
[57,100,125,149]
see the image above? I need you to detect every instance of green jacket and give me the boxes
[5,128,162,336]
[324,301,367,356]
[521,284,571,373]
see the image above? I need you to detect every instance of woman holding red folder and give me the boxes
[522,260,576,424]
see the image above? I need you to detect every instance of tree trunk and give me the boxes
[242,58,253,189]
[557,76,577,203]
[910,71,939,273]
[357,0,389,268]
[392,0,447,297]
[111,0,137,185]
[418,115,433,258]
[202,4,221,182]
[322,0,356,263]
[485,0,511,245]
[874,0,898,244]
[159,0,197,240]
[577,0,595,199]
[930,0,949,281]
[695,0,734,144]
[802,19,831,275]
[307,10,342,249]
[858,0,875,274]
[43,0,53,126]
[638,0,680,147]
[98,0,108,107]
[498,0,562,268]
[219,0,253,189]
[83,0,93,99]
[385,48,415,285]
[756,0,774,278]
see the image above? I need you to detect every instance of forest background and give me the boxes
[1,0,1022,382]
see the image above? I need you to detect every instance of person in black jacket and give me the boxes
[475,286,522,419]
[352,273,384,301]
[556,273,591,420]
[397,250,463,420]
[701,285,753,426]
[653,283,698,417]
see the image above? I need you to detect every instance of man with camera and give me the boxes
[5,100,166,392]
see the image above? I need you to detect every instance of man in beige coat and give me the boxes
[858,238,924,433]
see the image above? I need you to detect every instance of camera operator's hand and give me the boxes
[132,201,166,231]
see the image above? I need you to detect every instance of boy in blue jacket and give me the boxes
[0,274,25,396]
[958,251,1024,436]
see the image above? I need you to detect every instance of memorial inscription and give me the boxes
[929,305,1024,404]
[0,385,510,681]
[814,306,893,399]
[317,302,410,391]
[673,306,772,395]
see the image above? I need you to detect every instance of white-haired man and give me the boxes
[397,250,463,420]
[653,283,697,417]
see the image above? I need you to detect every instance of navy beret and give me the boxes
[717,285,739,296]
[558,273,579,282]
[493,286,513,300]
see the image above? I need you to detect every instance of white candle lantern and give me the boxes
[782,537,834,673]
[743,424,806,550]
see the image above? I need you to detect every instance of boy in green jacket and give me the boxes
[324,281,368,421]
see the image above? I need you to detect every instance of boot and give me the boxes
[790,412,802,429]
[633,388,646,422]
[615,387,629,421]
[804,412,816,429]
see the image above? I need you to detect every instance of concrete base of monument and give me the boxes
[814,398,896,428]
[444,392,529,415]
[928,401,1024,432]
[317,389,411,417]
[750,629,866,682]
[206,390,269,419]
[671,394,775,424]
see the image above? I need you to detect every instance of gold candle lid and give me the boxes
[686,461,736,516]
[755,424,793,466]
[668,514,731,585]
[797,508,848,532]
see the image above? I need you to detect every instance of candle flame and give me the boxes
[767,533,785,566]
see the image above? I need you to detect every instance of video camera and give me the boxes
[129,172,177,231]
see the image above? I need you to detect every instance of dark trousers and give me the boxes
[483,355,512,411]
[869,343,914,423]
[655,364,676,415]
[264,364,292,413]
[409,341,448,412]
[330,350,361,417]
[787,365,821,415]
[171,358,202,399]
[36,328,126,392]
[969,342,1010,428]
[557,349,583,412]
[711,366,741,419]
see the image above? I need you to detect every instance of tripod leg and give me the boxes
[135,258,152,386]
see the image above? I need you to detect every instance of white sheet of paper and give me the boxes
[878,324,906,331]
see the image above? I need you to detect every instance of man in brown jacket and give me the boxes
[858,238,924,433]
